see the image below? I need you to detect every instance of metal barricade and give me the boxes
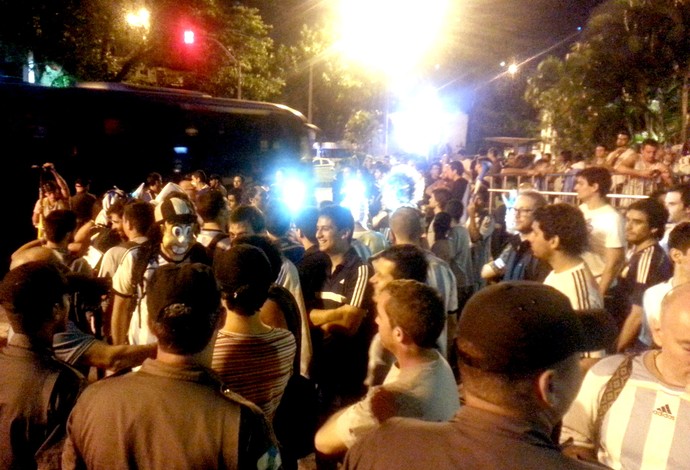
[486,172,653,212]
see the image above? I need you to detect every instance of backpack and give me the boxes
[205,232,230,263]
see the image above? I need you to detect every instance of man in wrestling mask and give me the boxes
[110,192,211,346]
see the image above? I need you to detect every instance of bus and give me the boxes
[1,81,316,270]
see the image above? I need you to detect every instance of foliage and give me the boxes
[0,0,286,100]
[526,0,690,153]
[344,110,384,155]
[279,23,384,141]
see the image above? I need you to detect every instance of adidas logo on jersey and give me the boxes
[653,404,675,420]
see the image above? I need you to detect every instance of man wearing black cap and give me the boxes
[0,261,85,469]
[343,282,607,470]
[63,263,281,469]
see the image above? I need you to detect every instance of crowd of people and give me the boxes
[2,130,690,469]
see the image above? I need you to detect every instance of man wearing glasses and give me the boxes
[481,191,551,283]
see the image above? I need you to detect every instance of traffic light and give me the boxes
[183,29,195,45]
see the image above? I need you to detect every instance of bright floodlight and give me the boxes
[336,0,450,75]
[508,63,519,75]
[126,8,150,30]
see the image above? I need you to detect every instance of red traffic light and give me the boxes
[183,29,195,45]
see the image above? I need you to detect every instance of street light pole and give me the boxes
[308,62,313,123]
[204,35,242,100]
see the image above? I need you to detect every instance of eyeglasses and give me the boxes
[514,208,534,215]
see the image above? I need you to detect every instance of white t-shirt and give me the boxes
[580,203,626,279]
[544,262,603,310]
[112,247,187,345]
[335,351,459,448]
[639,279,674,347]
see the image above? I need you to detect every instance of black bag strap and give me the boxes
[593,354,635,450]
[206,232,229,258]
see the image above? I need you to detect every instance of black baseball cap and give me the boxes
[456,281,614,375]
[214,245,273,296]
[146,263,220,324]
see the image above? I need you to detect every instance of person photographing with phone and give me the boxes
[32,162,70,238]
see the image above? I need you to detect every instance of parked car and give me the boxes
[313,157,336,184]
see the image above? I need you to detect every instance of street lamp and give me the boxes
[335,0,451,154]
[126,8,150,31]
[199,34,243,100]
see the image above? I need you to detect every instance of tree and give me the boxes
[0,0,286,100]
[526,0,690,152]
[279,23,384,141]
[344,110,384,155]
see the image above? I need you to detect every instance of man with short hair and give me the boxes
[562,282,690,469]
[592,144,607,167]
[139,172,162,203]
[62,263,281,469]
[196,189,231,261]
[389,207,458,357]
[41,210,92,275]
[98,200,154,278]
[614,198,672,351]
[529,203,603,311]
[0,261,85,469]
[70,177,98,228]
[482,191,550,283]
[426,187,452,247]
[191,169,211,199]
[264,199,305,264]
[229,202,310,376]
[443,161,469,208]
[9,248,157,375]
[209,173,228,197]
[605,130,638,192]
[575,167,626,297]
[638,222,690,349]
[660,183,690,252]
[344,282,608,470]
[310,204,373,407]
[315,280,459,459]
[366,244,429,386]
[229,205,266,241]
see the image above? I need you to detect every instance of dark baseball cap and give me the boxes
[146,263,220,324]
[456,281,614,375]
[214,245,273,296]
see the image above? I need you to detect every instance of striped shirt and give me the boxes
[608,244,672,325]
[315,248,371,310]
[562,353,690,470]
[543,262,603,310]
[618,244,672,307]
[212,328,296,423]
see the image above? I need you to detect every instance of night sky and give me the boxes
[449,0,606,69]
[257,0,607,88]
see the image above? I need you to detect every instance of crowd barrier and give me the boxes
[486,172,654,211]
